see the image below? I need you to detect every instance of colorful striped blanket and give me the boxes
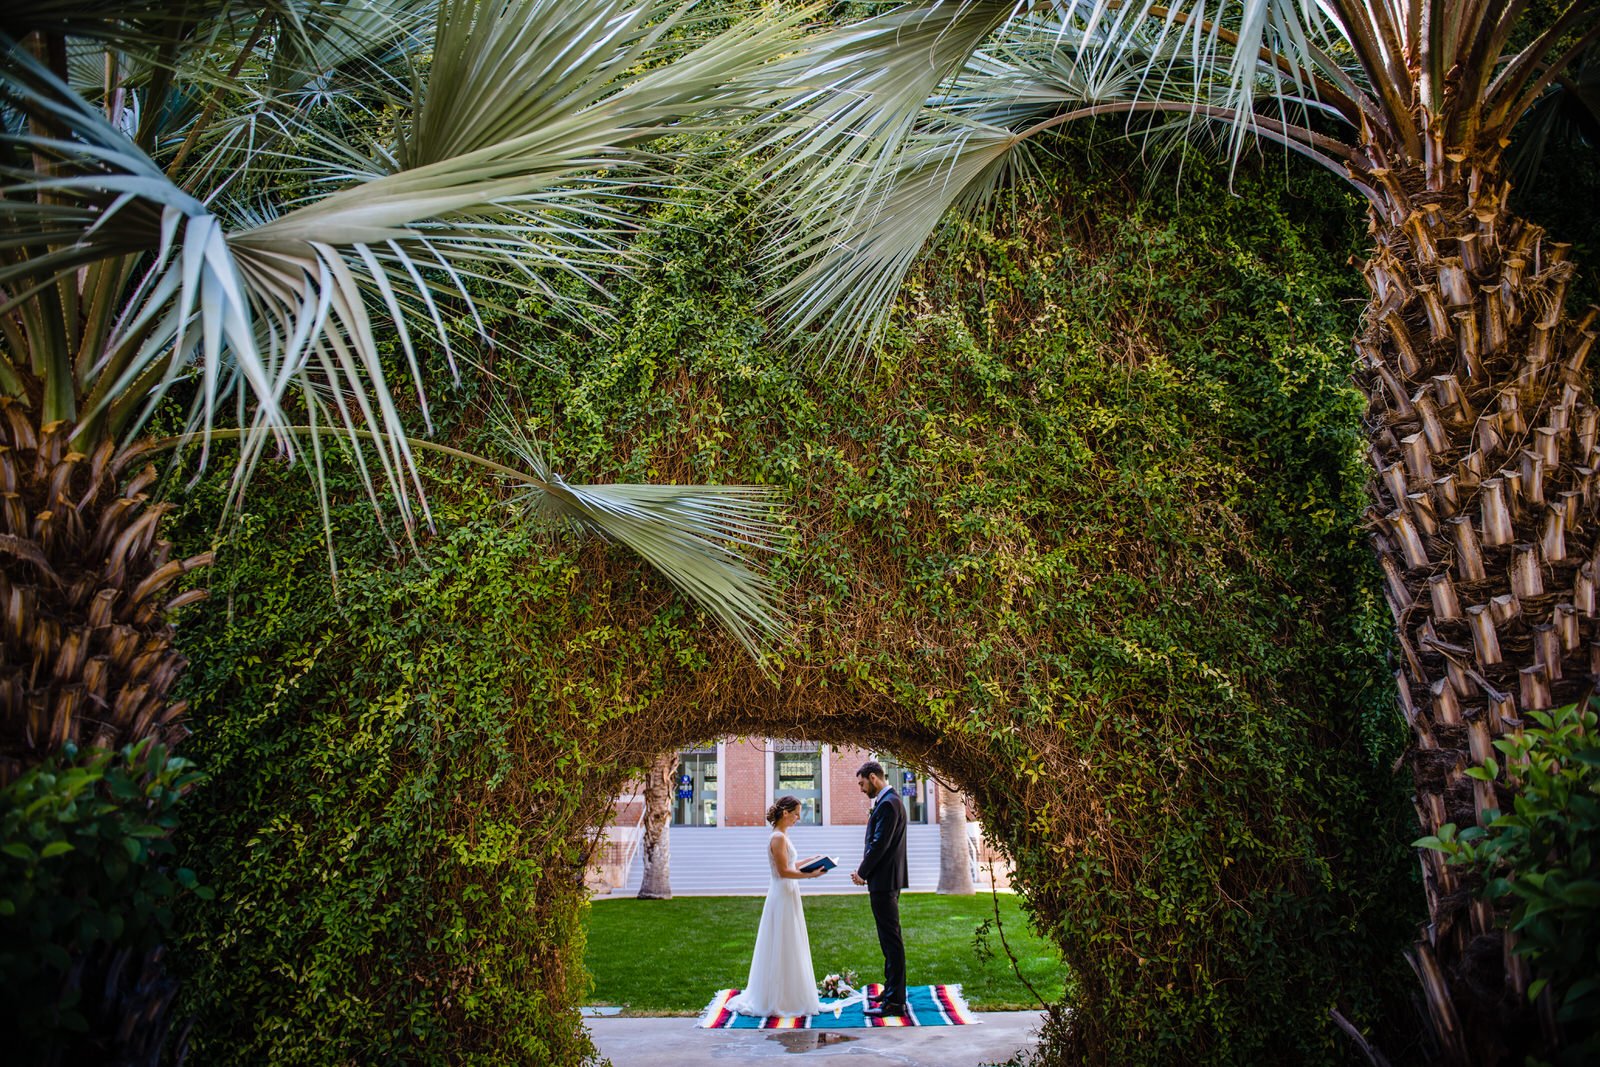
[697,984,979,1029]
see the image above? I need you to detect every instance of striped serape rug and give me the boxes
[697,984,979,1029]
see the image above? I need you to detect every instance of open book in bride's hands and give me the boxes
[797,855,837,873]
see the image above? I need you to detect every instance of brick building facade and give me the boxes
[667,738,944,828]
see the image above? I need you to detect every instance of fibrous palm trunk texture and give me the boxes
[0,398,210,784]
[937,784,974,895]
[0,398,208,1064]
[636,751,675,899]
[1355,151,1596,1061]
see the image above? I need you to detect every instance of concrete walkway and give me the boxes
[585,1012,1044,1066]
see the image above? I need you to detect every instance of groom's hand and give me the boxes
[850,872,865,886]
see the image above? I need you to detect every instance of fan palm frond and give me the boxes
[2,0,808,477]
[763,1,1368,352]
[757,1,1019,219]
[494,413,788,660]
[767,110,1031,358]
[2,0,812,654]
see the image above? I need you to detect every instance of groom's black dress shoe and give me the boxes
[863,1003,906,1017]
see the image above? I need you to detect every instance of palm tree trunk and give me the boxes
[636,752,675,900]
[1355,156,1596,1063]
[936,783,974,895]
[0,398,207,1062]
[0,399,208,780]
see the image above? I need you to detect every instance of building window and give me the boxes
[873,754,928,823]
[672,747,717,827]
[771,742,821,825]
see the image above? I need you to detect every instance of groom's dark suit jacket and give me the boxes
[857,789,910,892]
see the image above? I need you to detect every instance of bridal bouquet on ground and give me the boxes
[819,971,859,999]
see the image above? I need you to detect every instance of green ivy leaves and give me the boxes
[1416,700,1600,1058]
[162,139,1413,1064]
[0,740,209,1051]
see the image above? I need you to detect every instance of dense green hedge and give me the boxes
[167,141,1420,1064]
[1,741,202,1058]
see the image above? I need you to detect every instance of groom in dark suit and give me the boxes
[850,760,909,1017]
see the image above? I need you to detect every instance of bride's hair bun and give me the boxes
[766,795,800,826]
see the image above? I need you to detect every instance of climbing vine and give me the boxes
[167,142,1419,1064]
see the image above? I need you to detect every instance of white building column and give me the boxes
[820,745,832,824]
[763,741,774,815]
[714,740,726,827]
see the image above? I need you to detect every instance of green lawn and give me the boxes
[582,893,1067,1014]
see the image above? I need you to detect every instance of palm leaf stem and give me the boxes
[74,267,179,439]
[1018,99,1354,171]
[1464,0,1535,120]
[1143,2,1365,124]
[1420,0,1446,112]
[143,424,678,509]
[1356,0,1409,100]
[144,423,789,656]
[164,15,266,179]
[72,254,135,388]
[1327,0,1419,152]
[1498,21,1600,136]
[16,278,71,421]
[92,329,190,449]
[1472,0,1536,81]
[0,336,22,394]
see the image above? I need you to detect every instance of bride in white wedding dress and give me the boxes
[725,795,826,1017]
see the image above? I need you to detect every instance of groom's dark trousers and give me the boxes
[869,890,906,1006]
[858,790,911,1007]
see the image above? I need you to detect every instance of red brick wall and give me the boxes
[719,740,887,826]
[829,747,941,824]
[605,778,646,828]
[828,744,873,825]
[723,738,768,826]
[612,797,644,825]
[608,742,951,829]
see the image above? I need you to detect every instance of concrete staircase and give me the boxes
[603,824,1002,897]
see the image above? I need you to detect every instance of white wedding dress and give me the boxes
[725,831,823,1017]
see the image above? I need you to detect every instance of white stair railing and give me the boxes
[589,792,648,894]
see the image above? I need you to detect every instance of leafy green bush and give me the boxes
[0,740,204,1055]
[1418,701,1600,1063]
[165,140,1418,1065]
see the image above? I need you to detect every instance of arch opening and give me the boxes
[588,724,1015,893]
[575,694,1056,1044]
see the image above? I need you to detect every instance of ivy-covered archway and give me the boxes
[167,146,1418,1065]
[575,592,1410,1063]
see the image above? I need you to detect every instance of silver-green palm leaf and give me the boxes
[1,0,809,655]
[760,0,1419,351]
